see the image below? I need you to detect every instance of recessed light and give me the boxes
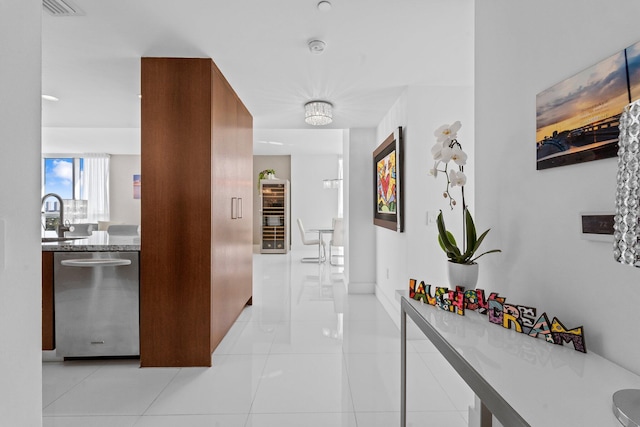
[42,94,59,102]
[257,140,284,146]
[317,1,332,11]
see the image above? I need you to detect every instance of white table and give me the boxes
[309,228,332,263]
[399,291,640,427]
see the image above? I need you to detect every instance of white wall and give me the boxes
[290,154,340,253]
[42,127,140,155]
[109,155,141,225]
[476,0,640,374]
[0,0,43,425]
[345,128,377,293]
[375,86,474,323]
[375,91,408,312]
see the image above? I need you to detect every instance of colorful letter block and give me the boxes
[408,279,587,353]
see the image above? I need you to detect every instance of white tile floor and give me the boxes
[43,248,475,426]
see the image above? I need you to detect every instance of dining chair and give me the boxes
[297,218,325,263]
[64,223,93,237]
[329,217,344,266]
[98,220,122,231]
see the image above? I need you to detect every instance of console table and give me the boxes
[399,291,640,426]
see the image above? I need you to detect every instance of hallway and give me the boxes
[43,249,473,426]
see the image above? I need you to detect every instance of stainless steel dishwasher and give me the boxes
[54,251,139,358]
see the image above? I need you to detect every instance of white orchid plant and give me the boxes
[430,121,468,209]
[430,121,500,264]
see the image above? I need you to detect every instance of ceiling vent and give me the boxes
[42,0,84,16]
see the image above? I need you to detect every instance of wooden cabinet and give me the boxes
[42,251,55,350]
[140,57,252,367]
[260,179,290,253]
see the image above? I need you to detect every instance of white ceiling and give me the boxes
[41,0,473,155]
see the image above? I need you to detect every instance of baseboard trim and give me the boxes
[347,281,375,294]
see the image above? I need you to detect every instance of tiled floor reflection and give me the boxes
[43,248,474,426]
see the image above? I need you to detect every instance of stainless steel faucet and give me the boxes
[41,193,70,237]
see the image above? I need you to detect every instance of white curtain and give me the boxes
[81,153,110,222]
[337,157,344,218]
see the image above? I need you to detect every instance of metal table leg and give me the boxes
[401,304,407,427]
[481,400,493,427]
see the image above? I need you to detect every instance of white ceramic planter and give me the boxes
[447,261,479,289]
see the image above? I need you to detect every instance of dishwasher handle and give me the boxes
[60,258,132,267]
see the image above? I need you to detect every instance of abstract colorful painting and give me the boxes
[373,127,403,231]
[376,150,396,214]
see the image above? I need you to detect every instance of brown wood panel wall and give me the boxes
[209,60,253,353]
[42,251,55,350]
[141,57,252,367]
[236,93,254,306]
[141,58,213,367]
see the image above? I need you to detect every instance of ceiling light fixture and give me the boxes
[308,39,326,55]
[304,101,333,126]
[42,95,59,102]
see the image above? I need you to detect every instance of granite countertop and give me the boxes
[42,231,140,252]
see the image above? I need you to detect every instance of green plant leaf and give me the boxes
[438,231,461,260]
[471,229,491,253]
[460,209,479,262]
[464,209,477,251]
[470,249,502,263]
[438,230,457,252]
[436,211,461,258]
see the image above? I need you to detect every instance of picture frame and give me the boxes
[133,174,141,199]
[535,39,640,170]
[373,127,403,232]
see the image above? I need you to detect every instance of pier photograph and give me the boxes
[536,48,629,169]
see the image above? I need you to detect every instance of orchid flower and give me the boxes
[431,141,445,162]
[429,161,439,177]
[440,146,454,163]
[434,121,462,144]
[429,121,467,209]
[449,170,467,187]
[450,146,467,166]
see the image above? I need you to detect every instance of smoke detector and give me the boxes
[308,40,326,55]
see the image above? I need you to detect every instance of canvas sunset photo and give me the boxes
[535,40,640,169]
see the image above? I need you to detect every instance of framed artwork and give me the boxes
[536,39,640,170]
[373,127,403,231]
[133,174,141,199]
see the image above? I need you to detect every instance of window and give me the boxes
[42,157,85,229]
[43,157,84,200]
[42,154,109,223]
